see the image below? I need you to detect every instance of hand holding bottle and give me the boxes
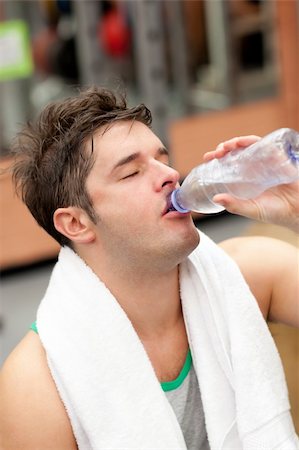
[204,135,299,233]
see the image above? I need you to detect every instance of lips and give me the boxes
[162,194,177,215]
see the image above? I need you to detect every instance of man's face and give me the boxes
[85,120,199,272]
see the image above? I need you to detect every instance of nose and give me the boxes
[152,160,180,192]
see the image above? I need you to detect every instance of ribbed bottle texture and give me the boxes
[171,128,299,214]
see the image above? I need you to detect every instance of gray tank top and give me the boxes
[163,359,210,449]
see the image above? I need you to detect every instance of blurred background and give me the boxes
[0,0,298,430]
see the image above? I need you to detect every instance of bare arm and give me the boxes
[0,332,77,450]
[220,236,299,328]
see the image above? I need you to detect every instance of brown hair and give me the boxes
[10,86,152,246]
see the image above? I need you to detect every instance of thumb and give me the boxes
[213,194,260,220]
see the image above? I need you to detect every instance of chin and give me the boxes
[181,220,200,245]
[182,227,200,256]
[169,226,200,265]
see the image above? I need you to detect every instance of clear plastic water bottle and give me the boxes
[170,127,299,214]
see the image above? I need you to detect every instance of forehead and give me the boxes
[90,120,163,170]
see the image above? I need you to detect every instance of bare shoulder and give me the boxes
[219,235,297,268]
[0,331,77,450]
[219,236,299,325]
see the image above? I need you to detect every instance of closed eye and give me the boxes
[121,171,139,180]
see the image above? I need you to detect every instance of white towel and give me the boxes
[182,233,299,449]
[37,231,298,450]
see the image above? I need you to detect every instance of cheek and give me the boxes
[91,182,157,231]
[105,200,156,238]
[111,185,154,216]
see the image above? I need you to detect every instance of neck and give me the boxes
[111,267,182,339]
[107,266,182,338]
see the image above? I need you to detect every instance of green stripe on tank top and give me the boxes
[30,321,38,333]
[30,321,192,391]
[160,349,192,392]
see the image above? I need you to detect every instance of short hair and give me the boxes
[10,86,152,246]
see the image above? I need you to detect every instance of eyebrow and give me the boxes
[111,147,169,172]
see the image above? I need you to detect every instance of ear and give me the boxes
[53,207,96,244]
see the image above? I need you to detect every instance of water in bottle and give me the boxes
[170,128,299,214]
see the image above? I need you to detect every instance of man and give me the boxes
[0,86,298,449]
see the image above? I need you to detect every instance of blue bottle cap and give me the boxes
[170,189,190,213]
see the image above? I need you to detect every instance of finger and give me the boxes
[203,144,235,162]
[212,194,261,221]
[228,135,261,148]
[203,135,261,162]
[203,143,227,161]
[203,149,221,162]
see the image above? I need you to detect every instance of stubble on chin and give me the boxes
[180,226,200,258]
[160,226,200,270]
